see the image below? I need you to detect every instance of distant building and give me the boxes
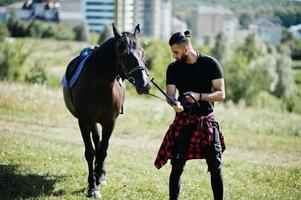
[60,0,83,27]
[82,0,116,32]
[126,0,172,39]
[116,0,135,32]
[3,0,172,38]
[21,0,59,21]
[160,0,172,40]
[0,7,9,22]
[172,17,188,33]
[142,0,160,37]
[288,23,301,39]
[191,6,238,45]
[249,17,282,45]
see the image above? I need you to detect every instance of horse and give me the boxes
[63,24,150,198]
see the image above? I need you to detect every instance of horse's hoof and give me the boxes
[87,189,101,199]
[100,179,107,186]
[94,190,101,199]
[97,175,107,186]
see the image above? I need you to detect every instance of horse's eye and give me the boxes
[132,42,136,49]
[118,43,126,53]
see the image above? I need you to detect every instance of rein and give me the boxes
[148,78,177,106]
[147,76,200,110]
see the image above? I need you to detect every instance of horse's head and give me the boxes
[113,24,150,94]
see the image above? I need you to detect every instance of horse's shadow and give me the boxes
[0,164,64,199]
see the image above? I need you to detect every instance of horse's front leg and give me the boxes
[79,120,100,199]
[94,120,115,186]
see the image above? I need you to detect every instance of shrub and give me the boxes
[248,91,285,112]
[0,40,26,81]
[24,61,48,84]
[0,23,9,41]
[141,38,173,88]
[73,22,90,42]
[7,17,75,40]
[285,85,301,115]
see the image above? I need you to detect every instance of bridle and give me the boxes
[115,36,149,85]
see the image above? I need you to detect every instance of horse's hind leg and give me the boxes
[94,120,115,186]
[78,120,100,198]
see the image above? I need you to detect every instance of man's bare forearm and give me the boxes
[201,91,225,102]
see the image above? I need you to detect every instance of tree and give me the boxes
[73,22,90,42]
[239,13,253,29]
[211,32,227,62]
[98,24,113,44]
[274,54,295,98]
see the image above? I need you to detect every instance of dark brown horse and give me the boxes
[63,24,150,198]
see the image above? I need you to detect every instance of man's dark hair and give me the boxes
[169,30,191,46]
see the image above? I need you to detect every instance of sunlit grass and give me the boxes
[0,82,300,199]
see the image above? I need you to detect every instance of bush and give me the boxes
[73,23,90,42]
[24,61,48,84]
[248,91,285,112]
[0,23,9,41]
[285,85,301,115]
[7,17,75,40]
[29,21,74,40]
[7,16,29,37]
[0,40,26,81]
[141,38,173,88]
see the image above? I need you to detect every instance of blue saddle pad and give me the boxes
[61,46,97,88]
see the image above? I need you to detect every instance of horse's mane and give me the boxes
[88,37,117,71]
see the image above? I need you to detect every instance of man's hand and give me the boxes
[183,92,200,103]
[173,101,184,113]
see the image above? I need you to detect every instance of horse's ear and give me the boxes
[134,24,140,37]
[112,23,121,39]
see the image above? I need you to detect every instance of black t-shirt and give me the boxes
[166,53,223,116]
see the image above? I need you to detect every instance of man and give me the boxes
[154,31,226,200]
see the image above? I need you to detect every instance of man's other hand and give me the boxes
[173,101,184,113]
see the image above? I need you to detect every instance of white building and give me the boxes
[172,17,188,33]
[288,24,301,40]
[0,7,9,22]
[160,0,172,40]
[249,17,282,45]
[60,0,83,27]
[191,6,238,45]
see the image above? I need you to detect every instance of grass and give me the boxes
[292,60,301,70]
[0,82,300,199]
[294,70,301,84]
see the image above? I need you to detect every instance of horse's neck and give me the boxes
[91,39,118,87]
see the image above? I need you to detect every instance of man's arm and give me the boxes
[166,84,184,112]
[201,78,225,102]
[184,78,226,103]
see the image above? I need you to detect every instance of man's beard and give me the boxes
[178,54,188,62]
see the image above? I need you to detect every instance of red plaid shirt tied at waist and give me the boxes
[154,111,226,169]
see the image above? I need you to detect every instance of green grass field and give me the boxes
[0,82,300,200]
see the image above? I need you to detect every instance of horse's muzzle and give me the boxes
[136,83,151,94]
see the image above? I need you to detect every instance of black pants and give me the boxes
[169,124,224,200]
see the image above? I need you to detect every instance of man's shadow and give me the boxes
[0,164,64,199]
